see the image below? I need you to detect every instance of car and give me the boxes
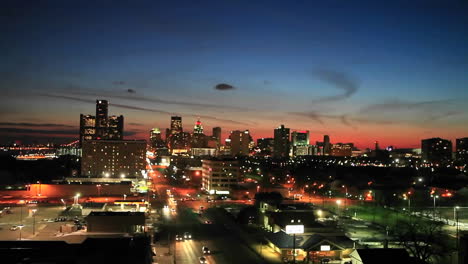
[175,235,183,241]
[204,220,212,224]
[171,208,176,213]
[199,256,207,264]
[183,232,191,239]
[10,226,18,231]
[202,246,210,254]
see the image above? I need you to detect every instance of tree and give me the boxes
[393,220,451,263]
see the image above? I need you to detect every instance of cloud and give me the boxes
[214,83,235,91]
[424,110,462,122]
[39,93,252,126]
[289,111,395,127]
[359,99,456,113]
[0,122,74,127]
[311,69,359,102]
[113,81,126,85]
[127,88,136,94]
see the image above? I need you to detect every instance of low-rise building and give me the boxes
[85,211,145,234]
[201,157,240,195]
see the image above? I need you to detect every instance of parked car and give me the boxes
[199,256,207,264]
[202,246,210,254]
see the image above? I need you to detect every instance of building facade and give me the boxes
[229,130,252,156]
[292,131,310,157]
[201,158,240,194]
[421,137,452,164]
[81,140,146,178]
[456,137,468,164]
[274,125,290,158]
[330,143,353,157]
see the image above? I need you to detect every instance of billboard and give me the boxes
[285,225,304,234]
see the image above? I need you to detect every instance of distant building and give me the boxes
[212,127,221,145]
[193,118,203,134]
[323,135,331,155]
[331,143,353,157]
[191,148,217,157]
[291,131,310,157]
[79,100,124,145]
[274,125,290,158]
[149,128,168,156]
[257,138,274,155]
[191,119,207,148]
[170,116,182,134]
[229,130,252,156]
[81,140,146,178]
[456,137,468,164]
[421,137,452,164]
[201,158,240,194]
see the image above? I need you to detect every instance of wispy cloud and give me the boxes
[311,69,359,102]
[289,111,395,127]
[359,99,456,113]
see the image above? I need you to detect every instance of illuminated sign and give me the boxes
[320,245,331,251]
[285,225,304,234]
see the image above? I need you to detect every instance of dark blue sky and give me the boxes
[1,0,468,147]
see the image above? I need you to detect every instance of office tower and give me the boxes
[229,130,252,156]
[95,100,109,139]
[323,135,331,155]
[257,138,274,155]
[79,114,96,145]
[331,143,353,157]
[291,130,310,157]
[375,141,380,151]
[421,137,452,164]
[170,116,182,134]
[274,125,290,158]
[81,140,146,178]
[165,128,171,142]
[212,127,221,145]
[202,158,240,194]
[108,115,124,140]
[456,137,468,163]
[193,118,203,134]
[150,128,164,148]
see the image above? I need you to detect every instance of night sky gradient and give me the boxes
[1,0,468,148]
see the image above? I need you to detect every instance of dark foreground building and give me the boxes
[0,236,152,264]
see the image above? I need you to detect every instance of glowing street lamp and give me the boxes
[454,206,460,249]
[32,209,37,236]
[18,224,24,240]
[74,193,80,205]
[431,195,439,218]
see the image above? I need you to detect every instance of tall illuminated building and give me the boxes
[108,115,124,140]
[170,116,182,134]
[193,118,203,134]
[229,130,252,156]
[273,125,290,158]
[421,137,452,164]
[79,114,96,145]
[323,135,331,155]
[456,137,468,163]
[291,130,310,157]
[95,100,109,139]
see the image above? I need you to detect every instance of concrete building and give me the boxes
[85,211,145,233]
[191,147,217,157]
[229,130,252,156]
[291,131,310,157]
[331,143,353,157]
[421,137,452,164]
[456,137,468,164]
[81,140,146,178]
[274,125,290,158]
[212,127,222,145]
[201,158,240,194]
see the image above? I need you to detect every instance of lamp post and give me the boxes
[32,209,37,236]
[18,224,24,240]
[454,206,460,250]
[431,195,439,219]
[286,220,304,264]
[342,185,348,212]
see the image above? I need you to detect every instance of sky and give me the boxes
[1,0,468,149]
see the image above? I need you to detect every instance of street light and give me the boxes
[431,195,439,219]
[74,193,80,205]
[18,224,24,240]
[454,206,460,250]
[32,209,37,236]
[342,185,348,211]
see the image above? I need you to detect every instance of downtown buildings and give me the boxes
[79,100,123,145]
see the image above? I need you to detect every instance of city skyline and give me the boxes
[1,1,468,148]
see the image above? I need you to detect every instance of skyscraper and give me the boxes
[79,100,123,145]
[170,116,182,134]
[212,127,221,144]
[323,135,331,155]
[421,137,452,164]
[456,137,468,163]
[229,130,252,156]
[108,115,124,140]
[274,125,290,158]
[193,118,203,134]
[291,130,310,156]
[95,100,109,139]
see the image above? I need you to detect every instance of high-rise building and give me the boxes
[229,130,252,156]
[79,114,96,145]
[257,138,274,155]
[79,100,124,145]
[193,118,203,134]
[81,140,146,178]
[323,135,331,155]
[331,143,353,157]
[202,158,240,194]
[95,100,109,139]
[291,130,310,157]
[274,125,290,158]
[108,115,124,140]
[456,137,468,163]
[170,116,182,134]
[421,137,452,164]
[212,127,221,145]
[150,128,165,148]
